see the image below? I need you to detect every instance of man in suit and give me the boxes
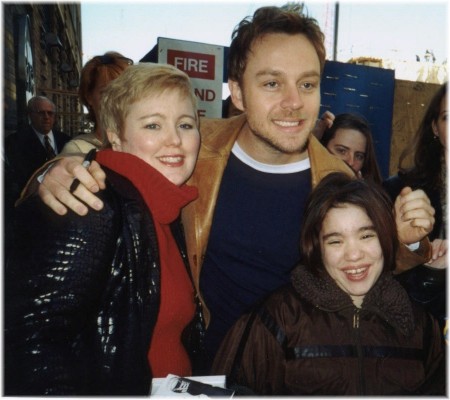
[4,96,71,200]
[4,96,70,259]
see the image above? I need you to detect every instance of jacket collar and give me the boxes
[291,264,415,336]
[197,113,353,185]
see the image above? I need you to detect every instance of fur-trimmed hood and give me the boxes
[291,264,416,337]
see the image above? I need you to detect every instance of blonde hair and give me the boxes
[99,63,198,146]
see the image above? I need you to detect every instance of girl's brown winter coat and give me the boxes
[212,265,446,395]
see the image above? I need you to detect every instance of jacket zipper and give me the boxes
[353,308,366,394]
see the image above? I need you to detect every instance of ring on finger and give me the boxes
[69,178,81,194]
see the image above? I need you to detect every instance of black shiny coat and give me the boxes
[4,169,188,395]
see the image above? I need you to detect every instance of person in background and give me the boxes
[320,112,383,184]
[4,96,71,260]
[212,172,445,396]
[5,63,201,395]
[60,51,133,154]
[26,4,435,368]
[383,82,447,329]
[4,96,71,198]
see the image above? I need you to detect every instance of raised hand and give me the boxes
[394,186,435,245]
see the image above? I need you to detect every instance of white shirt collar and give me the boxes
[33,128,55,148]
[231,141,310,174]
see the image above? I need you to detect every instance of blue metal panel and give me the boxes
[320,61,395,179]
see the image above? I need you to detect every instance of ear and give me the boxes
[107,130,122,151]
[228,79,245,112]
[431,120,439,136]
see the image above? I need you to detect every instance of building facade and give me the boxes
[3,3,83,137]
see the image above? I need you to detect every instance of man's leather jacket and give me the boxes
[182,114,430,325]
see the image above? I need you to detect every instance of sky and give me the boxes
[81,0,449,66]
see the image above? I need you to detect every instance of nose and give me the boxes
[344,240,363,261]
[345,153,355,167]
[280,84,303,110]
[164,126,182,146]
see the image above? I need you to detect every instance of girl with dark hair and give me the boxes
[384,82,447,244]
[320,112,383,184]
[383,82,447,329]
[212,172,445,396]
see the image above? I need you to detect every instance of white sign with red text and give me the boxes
[157,37,224,118]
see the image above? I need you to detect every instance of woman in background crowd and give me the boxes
[212,172,445,395]
[320,112,383,184]
[5,63,202,395]
[61,51,133,154]
[383,82,447,328]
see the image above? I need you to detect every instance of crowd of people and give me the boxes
[3,2,447,396]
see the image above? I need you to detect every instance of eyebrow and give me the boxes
[333,144,366,155]
[137,113,196,121]
[255,69,320,79]
[322,225,375,241]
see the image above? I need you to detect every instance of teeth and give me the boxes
[274,120,299,127]
[160,156,182,163]
[346,267,366,275]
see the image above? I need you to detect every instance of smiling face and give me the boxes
[320,204,384,308]
[108,88,200,186]
[326,128,367,175]
[229,33,321,164]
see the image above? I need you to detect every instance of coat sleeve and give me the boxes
[4,194,119,395]
[211,307,287,395]
[418,312,447,395]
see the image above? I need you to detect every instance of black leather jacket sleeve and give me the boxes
[4,192,120,395]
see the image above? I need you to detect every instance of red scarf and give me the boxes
[96,149,198,377]
[96,149,198,224]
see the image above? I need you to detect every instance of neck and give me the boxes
[351,295,363,308]
[94,125,103,140]
[33,127,50,136]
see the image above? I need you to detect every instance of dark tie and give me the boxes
[44,135,56,159]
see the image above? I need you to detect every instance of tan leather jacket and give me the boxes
[182,114,430,324]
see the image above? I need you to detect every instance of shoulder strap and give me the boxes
[227,305,261,385]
